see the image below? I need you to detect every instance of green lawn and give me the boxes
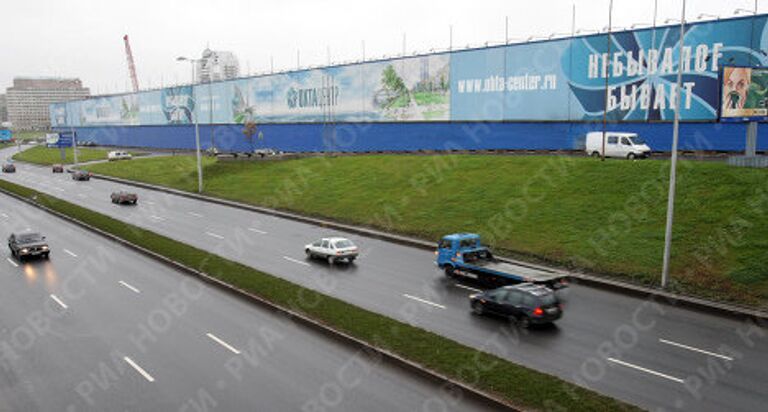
[86,154,768,308]
[14,145,115,165]
[0,178,638,412]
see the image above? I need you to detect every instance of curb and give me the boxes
[0,185,521,412]
[91,172,768,322]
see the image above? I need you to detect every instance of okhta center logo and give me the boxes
[286,85,340,109]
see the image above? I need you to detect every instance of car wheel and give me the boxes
[517,316,531,329]
[627,153,636,160]
[348,257,356,263]
[327,255,335,265]
[591,151,601,158]
[471,301,484,315]
[44,253,50,259]
[132,200,137,205]
[305,248,312,258]
[444,265,455,278]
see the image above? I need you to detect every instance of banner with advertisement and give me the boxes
[50,14,768,127]
[720,66,768,121]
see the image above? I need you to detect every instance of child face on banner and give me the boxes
[724,68,751,110]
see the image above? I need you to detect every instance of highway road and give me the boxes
[0,177,497,410]
[2,147,767,411]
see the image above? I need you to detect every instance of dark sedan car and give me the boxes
[72,170,92,181]
[2,163,16,173]
[111,191,138,205]
[52,164,64,173]
[469,283,562,328]
[8,232,50,260]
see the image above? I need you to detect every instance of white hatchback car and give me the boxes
[305,237,359,264]
[107,150,132,161]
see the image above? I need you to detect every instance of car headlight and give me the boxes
[41,246,49,250]
[20,248,29,254]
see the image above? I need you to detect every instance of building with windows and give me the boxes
[6,77,90,130]
[0,94,7,123]
[196,48,240,83]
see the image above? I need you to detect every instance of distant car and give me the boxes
[52,164,64,173]
[111,191,138,205]
[253,148,279,158]
[107,151,132,161]
[305,237,359,264]
[2,163,16,173]
[8,232,49,261]
[72,170,92,181]
[469,283,563,328]
[80,140,97,147]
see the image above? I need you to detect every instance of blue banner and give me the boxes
[50,14,768,126]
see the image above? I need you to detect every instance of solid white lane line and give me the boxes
[454,284,482,293]
[188,212,203,218]
[119,281,141,294]
[206,333,241,355]
[150,215,165,221]
[124,357,155,382]
[144,201,155,205]
[659,338,734,361]
[283,256,310,266]
[403,294,446,309]
[205,231,224,240]
[50,294,68,309]
[247,227,267,234]
[6,258,18,267]
[606,358,684,383]
[63,249,78,258]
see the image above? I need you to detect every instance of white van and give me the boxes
[585,132,651,159]
[107,151,132,161]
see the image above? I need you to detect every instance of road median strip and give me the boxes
[0,178,638,412]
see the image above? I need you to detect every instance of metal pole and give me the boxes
[601,0,614,161]
[71,126,78,165]
[661,0,686,289]
[449,25,453,51]
[505,16,509,44]
[362,40,366,61]
[402,33,406,56]
[190,62,203,193]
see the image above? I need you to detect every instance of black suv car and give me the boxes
[469,283,562,328]
[2,163,16,173]
[8,232,50,260]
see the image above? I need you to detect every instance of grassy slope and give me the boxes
[0,178,637,412]
[13,145,113,165]
[87,154,768,308]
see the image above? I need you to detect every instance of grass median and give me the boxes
[86,154,768,309]
[12,145,139,165]
[0,178,637,411]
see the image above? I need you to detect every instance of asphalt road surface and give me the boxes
[0,177,496,411]
[2,147,767,411]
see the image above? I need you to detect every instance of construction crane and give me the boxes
[123,35,139,92]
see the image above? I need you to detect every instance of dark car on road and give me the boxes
[469,283,562,328]
[2,163,16,173]
[111,191,138,205]
[8,232,50,260]
[52,164,64,173]
[72,170,92,181]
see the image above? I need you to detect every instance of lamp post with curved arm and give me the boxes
[176,56,203,193]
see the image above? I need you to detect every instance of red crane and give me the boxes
[123,35,139,92]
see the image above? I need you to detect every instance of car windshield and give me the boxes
[334,240,354,248]
[630,136,645,144]
[17,233,43,244]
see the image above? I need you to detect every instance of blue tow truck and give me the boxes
[436,233,568,289]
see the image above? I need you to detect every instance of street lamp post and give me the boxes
[661,0,687,289]
[176,56,203,194]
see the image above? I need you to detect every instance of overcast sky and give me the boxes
[0,0,760,94]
